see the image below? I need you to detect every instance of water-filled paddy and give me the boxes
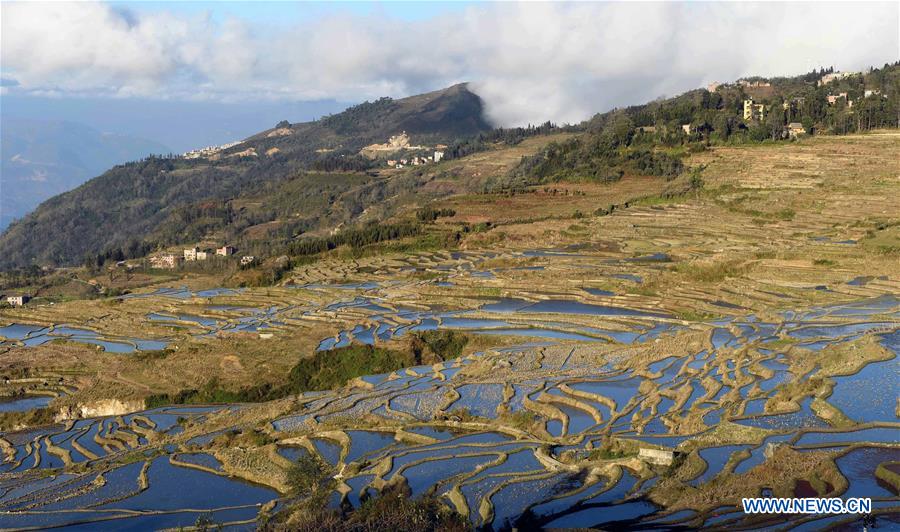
[0,322,166,353]
[836,447,900,498]
[0,395,53,412]
[827,355,899,423]
[1,273,898,530]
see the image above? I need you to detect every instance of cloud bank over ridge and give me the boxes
[3,1,898,126]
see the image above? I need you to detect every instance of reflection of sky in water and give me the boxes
[828,356,898,423]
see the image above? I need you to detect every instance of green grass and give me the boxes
[0,407,55,432]
[287,344,418,392]
[675,259,748,283]
[673,309,721,321]
[146,343,420,408]
[861,224,900,255]
[761,337,798,349]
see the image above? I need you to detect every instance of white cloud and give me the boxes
[2,1,897,126]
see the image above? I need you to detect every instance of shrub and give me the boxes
[412,330,469,361]
[267,487,470,532]
[287,453,334,498]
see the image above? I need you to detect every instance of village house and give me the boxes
[184,247,210,260]
[786,122,806,138]
[183,141,241,159]
[818,71,857,86]
[433,150,444,162]
[681,124,694,134]
[827,93,848,105]
[240,255,255,265]
[738,79,771,88]
[743,99,766,121]
[149,254,178,269]
[706,81,722,92]
[6,295,31,306]
[386,159,397,166]
[216,246,236,256]
[864,89,882,98]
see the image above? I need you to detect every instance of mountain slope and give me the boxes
[0,84,493,268]
[0,118,170,229]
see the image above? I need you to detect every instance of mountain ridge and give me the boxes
[2,64,898,271]
[0,84,494,268]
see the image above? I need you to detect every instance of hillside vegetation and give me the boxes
[1,64,898,272]
[494,63,900,190]
[0,84,492,269]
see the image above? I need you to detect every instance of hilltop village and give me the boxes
[698,69,889,140]
[360,132,446,168]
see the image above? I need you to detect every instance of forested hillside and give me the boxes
[0,84,493,269]
[496,63,900,189]
[2,64,897,270]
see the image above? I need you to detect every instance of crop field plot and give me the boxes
[0,133,898,529]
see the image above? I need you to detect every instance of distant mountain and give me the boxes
[0,84,494,268]
[1,95,349,154]
[1,118,170,229]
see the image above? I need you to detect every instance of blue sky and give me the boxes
[111,1,479,25]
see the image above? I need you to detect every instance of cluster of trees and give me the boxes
[501,63,899,188]
[508,133,684,187]
[628,150,684,178]
[411,330,469,361]
[147,332,474,411]
[284,222,421,257]
[310,152,376,173]
[319,97,396,135]
[415,207,456,223]
[82,240,154,271]
[442,121,563,161]
[146,342,424,407]
[0,264,48,290]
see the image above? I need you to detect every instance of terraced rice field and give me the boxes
[0,133,898,529]
[0,270,896,528]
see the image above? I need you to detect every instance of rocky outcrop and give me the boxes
[55,398,145,421]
